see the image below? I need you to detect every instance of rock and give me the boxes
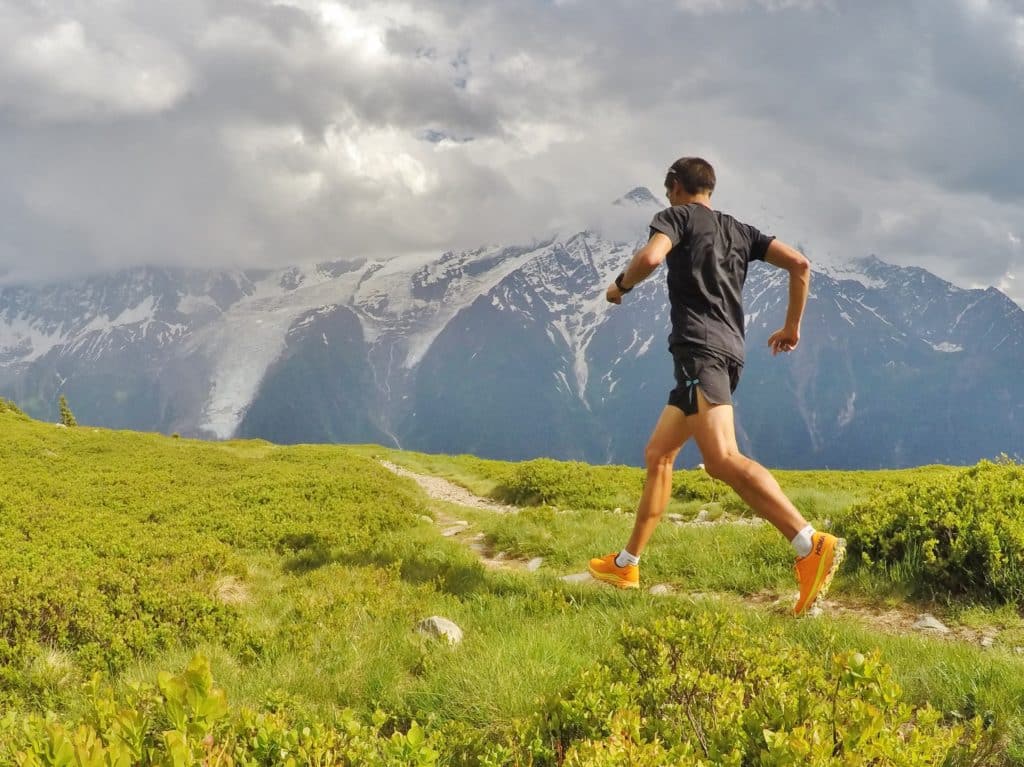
[526,557,544,572]
[418,515,434,524]
[694,510,709,523]
[440,522,469,537]
[806,604,824,618]
[561,572,595,584]
[416,616,463,645]
[666,513,684,523]
[55,423,67,429]
[1015,647,1024,655]
[697,463,706,471]
[613,507,623,514]
[912,614,950,634]
[981,635,995,648]
[648,584,673,596]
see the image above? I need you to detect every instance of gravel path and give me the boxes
[380,460,519,513]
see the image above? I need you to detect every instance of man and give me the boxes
[588,156,844,616]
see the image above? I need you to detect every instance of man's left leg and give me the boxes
[588,405,692,589]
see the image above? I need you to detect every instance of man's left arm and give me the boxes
[606,232,673,305]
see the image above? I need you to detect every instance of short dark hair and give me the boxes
[665,157,716,195]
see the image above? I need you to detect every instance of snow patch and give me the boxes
[837,391,856,428]
[816,261,887,289]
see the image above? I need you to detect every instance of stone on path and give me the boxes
[912,614,950,634]
[561,572,595,584]
[666,513,684,523]
[694,509,710,523]
[441,522,469,537]
[648,584,673,596]
[526,557,544,572]
[416,616,463,645]
[981,635,995,648]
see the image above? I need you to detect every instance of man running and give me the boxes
[588,156,844,615]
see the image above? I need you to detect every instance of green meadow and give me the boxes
[1,398,1023,765]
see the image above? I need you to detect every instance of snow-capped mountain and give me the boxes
[1,189,1021,468]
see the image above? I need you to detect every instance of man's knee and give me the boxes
[644,443,678,470]
[704,453,744,483]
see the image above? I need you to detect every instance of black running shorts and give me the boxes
[668,345,743,416]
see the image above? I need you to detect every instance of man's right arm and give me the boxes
[764,239,811,355]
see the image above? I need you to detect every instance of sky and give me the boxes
[0,0,1021,304]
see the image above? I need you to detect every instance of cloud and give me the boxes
[0,0,1020,305]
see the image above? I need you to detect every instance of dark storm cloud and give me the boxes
[0,0,1020,303]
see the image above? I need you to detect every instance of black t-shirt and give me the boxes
[649,203,774,364]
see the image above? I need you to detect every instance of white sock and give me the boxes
[791,525,815,559]
[615,549,640,568]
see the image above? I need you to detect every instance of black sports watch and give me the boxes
[615,272,633,293]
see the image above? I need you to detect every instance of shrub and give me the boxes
[499,458,741,510]
[1,655,444,767]
[0,417,426,708]
[507,612,999,766]
[500,459,645,508]
[1,619,1002,767]
[838,459,1024,602]
[58,395,77,427]
[0,398,27,418]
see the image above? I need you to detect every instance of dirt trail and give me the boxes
[381,461,1016,651]
[381,460,518,513]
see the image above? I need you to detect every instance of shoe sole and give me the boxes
[796,538,847,615]
[587,565,640,590]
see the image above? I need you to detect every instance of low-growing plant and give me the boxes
[1,656,443,767]
[0,618,1004,766]
[839,459,1024,603]
[0,398,27,418]
[506,611,1000,766]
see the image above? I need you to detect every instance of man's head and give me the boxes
[664,157,715,206]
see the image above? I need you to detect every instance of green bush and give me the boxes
[499,457,743,511]
[1,617,1002,766]
[0,418,426,709]
[1,656,443,767]
[0,398,27,418]
[839,459,1024,602]
[499,459,645,508]
[58,395,77,428]
[510,613,998,766]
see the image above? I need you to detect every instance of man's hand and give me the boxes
[768,325,800,355]
[606,282,624,305]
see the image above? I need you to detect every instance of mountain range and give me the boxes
[2,188,1021,469]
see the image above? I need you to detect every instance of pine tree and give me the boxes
[58,394,78,427]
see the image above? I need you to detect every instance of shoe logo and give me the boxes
[814,538,824,556]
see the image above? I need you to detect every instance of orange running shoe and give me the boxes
[588,553,640,589]
[793,532,846,615]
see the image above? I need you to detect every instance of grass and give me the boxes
[2,404,1024,761]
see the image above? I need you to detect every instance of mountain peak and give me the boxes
[614,187,661,208]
